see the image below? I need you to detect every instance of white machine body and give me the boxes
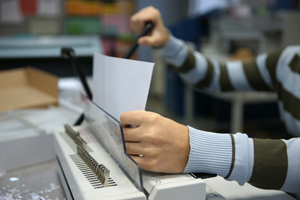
[54,127,206,200]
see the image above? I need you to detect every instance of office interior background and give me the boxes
[1,0,300,138]
[1,0,300,199]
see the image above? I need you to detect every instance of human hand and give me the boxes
[130,6,169,47]
[120,110,190,173]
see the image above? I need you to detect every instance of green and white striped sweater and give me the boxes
[160,34,300,194]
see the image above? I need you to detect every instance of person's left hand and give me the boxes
[120,110,190,173]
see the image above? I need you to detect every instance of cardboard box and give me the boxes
[0,67,58,112]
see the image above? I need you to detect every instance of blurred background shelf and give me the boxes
[0,0,136,58]
[1,0,300,136]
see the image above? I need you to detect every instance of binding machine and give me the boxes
[54,95,206,200]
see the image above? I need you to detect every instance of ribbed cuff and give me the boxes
[226,133,253,185]
[184,126,232,177]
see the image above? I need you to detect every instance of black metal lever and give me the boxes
[61,47,93,100]
[123,21,154,59]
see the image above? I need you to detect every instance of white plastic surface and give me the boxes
[54,126,146,200]
[142,171,206,200]
[0,36,102,58]
[205,176,296,200]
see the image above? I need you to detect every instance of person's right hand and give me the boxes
[130,6,169,48]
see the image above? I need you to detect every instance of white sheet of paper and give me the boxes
[0,0,23,24]
[92,53,154,120]
[37,0,61,16]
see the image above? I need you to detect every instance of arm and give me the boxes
[120,111,300,194]
[128,6,299,194]
[131,6,279,93]
[187,126,300,194]
[160,34,281,92]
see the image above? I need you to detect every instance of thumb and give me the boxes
[138,35,165,47]
[138,36,153,47]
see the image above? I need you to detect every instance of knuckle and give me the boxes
[145,112,160,123]
[145,6,160,19]
[148,6,157,13]
[130,15,137,23]
[144,147,155,157]
[145,132,156,143]
[152,8,160,18]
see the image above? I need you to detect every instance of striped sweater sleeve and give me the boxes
[184,127,300,194]
[160,34,277,92]
[160,35,300,193]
